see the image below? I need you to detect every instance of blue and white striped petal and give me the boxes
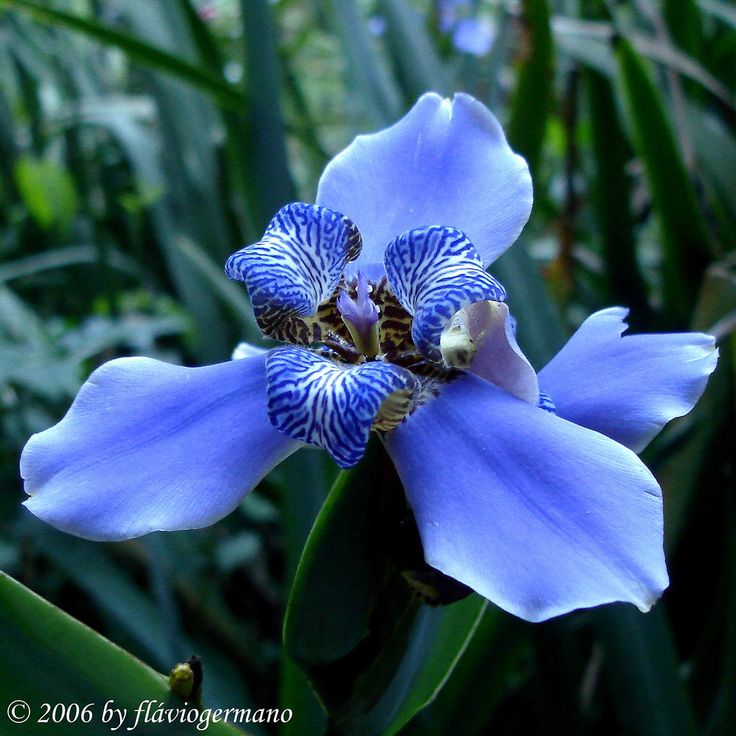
[265,347,416,469]
[384,226,506,363]
[225,202,361,343]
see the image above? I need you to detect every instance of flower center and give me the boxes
[323,274,451,431]
[336,272,381,358]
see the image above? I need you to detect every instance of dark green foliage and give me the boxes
[506,0,553,178]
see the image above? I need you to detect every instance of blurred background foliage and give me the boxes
[0,0,734,734]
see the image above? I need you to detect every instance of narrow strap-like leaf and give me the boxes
[615,38,712,325]
[0,0,244,109]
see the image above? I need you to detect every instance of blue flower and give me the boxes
[451,17,493,57]
[438,1,494,57]
[20,94,717,622]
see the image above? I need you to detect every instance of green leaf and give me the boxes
[698,0,736,29]
[378,0,449,100]
[584,67,651,320]
[614,38,712,324]
[593,605,698,736]
[404,610,531,736]
[687,102,736,232]
[718,476,736,736]
[0,0,244,109]
[354,596,485,736]
[492,243,565,369]
[507,0,554,177]
[241,0,295,229]
[278,660,326,736]
[663,0,702,57]
[14,155,78,232]
[552,18,735,110]
[655,259,736,547]
[106,1,239,361]
[0,572,244,735]
[552,16,615,77]
[284,443,389,667]
[0,245,138,284]
[176,0,225,78]
[171,234,261,341]
[31,531,178,670]
[284,441,485,735]
[0,285,45,345]
[501,2,561,350]
[328,0,402,128]
[277,450,337,736]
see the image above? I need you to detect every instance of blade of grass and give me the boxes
[172,234,260,341]
[277,450,336,736]
[663,0,702,57]
[116,1,240,359]
[241,0,295,229]
[593,605,698,736]
[507,0,554,177]
[585,67,651,322]
[0,244,138,283]
[698,0,736,29]
[552,16,736,110]
[615,37,712,324]
[328,0,401,128]
[0,572,245,735]
[378,0,449,100]
[0,0,245,109]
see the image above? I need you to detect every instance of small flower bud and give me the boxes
[168,655,202,702]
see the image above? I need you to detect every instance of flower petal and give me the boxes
[266,347,415,468]
[464,301,539,403]
[384,373,668,622]
[538,308,719,452]
[231,341,268,359]
[384,225,505,363]
[21,356,299,541]
[225,202,360,344]
[317,92,532,277]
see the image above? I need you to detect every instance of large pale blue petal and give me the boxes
[266,347,415,469]
[317,93,532,278]
[21,356,299,541]
[538,308,718,452]
[384,225,505,363]
[225,202,361,342]
[384,374,667,622]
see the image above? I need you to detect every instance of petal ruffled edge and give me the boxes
[225,202,361,344]
[317,92,532,277]
[538,307,718,451]
[383,225,506,364]
[266,346,415,468]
